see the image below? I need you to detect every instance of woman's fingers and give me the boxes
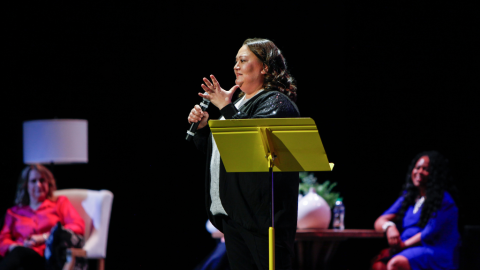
[203,77,214,88]
[210,75,220,89]
[389,236,400,247]
[388,238,393,246]
[194,104,203,112]
[187,105,204,123]
[189,108,198,118]
[24,240,34,247]
[198,92,209,99]
[201,75,224,94]
[199,75,233,109]
[201,84,213,93]
[188,109,209,130]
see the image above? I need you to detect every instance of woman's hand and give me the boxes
[23,234,47,248]
[386,226,402,249]
[188,105,210,130]
[199,75,239,110]
[8,244,21,252]
[23,238,35,248]
[403,232,422,249]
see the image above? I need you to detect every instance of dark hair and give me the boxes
[241,38,297,102]
[396,151,458,228]
[15,164,57,206]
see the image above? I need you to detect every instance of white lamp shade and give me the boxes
[23,119,88,164]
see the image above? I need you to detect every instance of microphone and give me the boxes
[186,95,210,141]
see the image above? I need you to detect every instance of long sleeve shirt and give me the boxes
[0,196,85,257]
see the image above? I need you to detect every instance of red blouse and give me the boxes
[0,196,85,257]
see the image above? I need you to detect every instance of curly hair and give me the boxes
[15,164,57,206]
[396,151,458,228]
[240,38,297,102]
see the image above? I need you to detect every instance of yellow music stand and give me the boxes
[209,117,333,270]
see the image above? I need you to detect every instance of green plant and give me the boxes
[299,172,342,208]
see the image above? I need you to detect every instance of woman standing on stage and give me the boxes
[188,38,300,270]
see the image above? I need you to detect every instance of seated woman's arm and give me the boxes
[375,213,422,250]
[57,196,85,236]
[374,213,396,232]
[383,193,458,251]
[375,214,403,248]
[403,232,421,248]
[0,210,21,257]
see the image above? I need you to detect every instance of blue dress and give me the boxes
[383,191,461,270]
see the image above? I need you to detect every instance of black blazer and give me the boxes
[193,90,300,250]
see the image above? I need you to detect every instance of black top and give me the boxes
[193,90,300,250]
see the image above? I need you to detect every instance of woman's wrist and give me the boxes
[9,244,19,252]
[219,103,237,119]
[216,100,231,111]
[382,221,396,232]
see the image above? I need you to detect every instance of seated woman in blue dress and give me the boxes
[193,220,229,270]
[371,151,460,270]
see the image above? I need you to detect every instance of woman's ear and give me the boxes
[261,64,268,74]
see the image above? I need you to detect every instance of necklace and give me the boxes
[413,196,425,214]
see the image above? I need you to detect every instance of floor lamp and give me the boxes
[23,119,88,165]
[23,119,89,269]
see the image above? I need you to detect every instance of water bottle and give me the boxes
[333,198,345,230]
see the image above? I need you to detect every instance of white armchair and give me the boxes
[53,189,114,270]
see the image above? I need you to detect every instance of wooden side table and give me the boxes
[211,229,384,270]
[295,229,384,270]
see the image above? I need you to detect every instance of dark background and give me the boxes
[1,2,478,269]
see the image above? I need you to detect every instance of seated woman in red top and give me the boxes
[0,164,85,270]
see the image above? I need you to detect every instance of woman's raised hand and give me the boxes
[199,75,239,110]
[188,104,210,130]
